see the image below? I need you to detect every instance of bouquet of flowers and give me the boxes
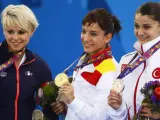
[132,80,160,120]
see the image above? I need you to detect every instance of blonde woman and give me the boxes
[0,5,58,120]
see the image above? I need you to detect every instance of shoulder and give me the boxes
[32,53,52,82]
[33,53,47,65]
[120,51,137,61]
[35,54,51,69]
[77,53,88,65]
[123,51,137,58]
[26,51,52,73]
[96,57,117,74]
[33,53,45,63]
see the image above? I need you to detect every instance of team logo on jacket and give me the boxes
[0,71,7,77]
[152,68,160,79]
[25,71,33,76]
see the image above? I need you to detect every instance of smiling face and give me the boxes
[1,5,39,53]
[134,13,160,44]
[81,23,111,56]
[4,26,32,53]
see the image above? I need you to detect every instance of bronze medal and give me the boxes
[32,110,43,120]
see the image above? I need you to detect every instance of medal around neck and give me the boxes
[32,109,43,120]
[55,73,69,87]
[112,79,124,93]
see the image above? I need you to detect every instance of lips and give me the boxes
[83,43,93,48]
[138,36,150,41]
[11,41,21,45]
[12,42,20,45]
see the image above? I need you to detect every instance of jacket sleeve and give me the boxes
[33,54,53,86]
[107,100,128,120]
[35,55,58,119]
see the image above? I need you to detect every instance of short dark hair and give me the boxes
[82,8,122,36]
[136,2,160,23]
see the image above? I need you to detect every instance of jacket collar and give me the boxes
[133,36,160,54]
[90,46,111,59]
[0,40,35,65]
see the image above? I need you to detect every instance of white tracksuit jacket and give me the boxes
[65,50,128,120]
[117,36,160,119]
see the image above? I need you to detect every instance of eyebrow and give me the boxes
[134,22,151,25]
[6,28,26,31]
[82,28,98,31]
[90,30,99,33]
[143,23,151,26]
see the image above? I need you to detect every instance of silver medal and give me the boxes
[112,79,124,93]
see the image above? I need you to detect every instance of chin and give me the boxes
[84,49,92,54]
[138,40,148,45]
[10,48,23,53]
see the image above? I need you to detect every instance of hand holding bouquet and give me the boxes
[132,80,160,120]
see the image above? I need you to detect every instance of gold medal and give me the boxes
[32,110,43,120]
[54,73,69,87]
[112,79,124,93]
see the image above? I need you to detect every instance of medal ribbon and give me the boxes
[117,40,160,79]
[63,47,112,74]
[75,50,112,70]
[0,52,23,72]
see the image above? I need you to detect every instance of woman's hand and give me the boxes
[140,103,160,119]
[50,101,66,115]
[108,90,122,110]
[57,83,75,104]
